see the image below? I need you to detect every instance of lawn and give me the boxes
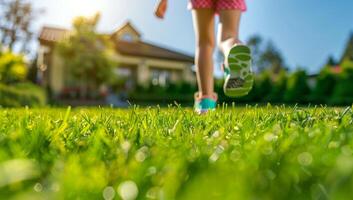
[1,106,353,200]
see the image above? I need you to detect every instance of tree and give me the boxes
[311,69,336,104]
[266,69,288,103]
[340,33,353,63]
[57,13,117,98]
[326,55,337,66]
[256,70,272,101]
[246,35,263,73]
[0,0,40,53]
[330,67,353,105]
[0,50,27,84]
[259,41,287,74]
[284,70,311,103]
[246,35,287,74]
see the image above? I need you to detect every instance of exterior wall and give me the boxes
[137,62,149,84]
[50,51,65,95]
[111,53,195,85]
[38,45,195,95]
[37,45,51,86]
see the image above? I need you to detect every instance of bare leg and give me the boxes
[192,9,216,97]
[218,10,253,98]
[218,10,242,60]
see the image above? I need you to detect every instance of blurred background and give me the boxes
[0,0,352,107]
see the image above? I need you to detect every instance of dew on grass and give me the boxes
[147,166,157,176]
[135,151,146,162]
[118,180,139,200]
[103,186,115,200]
[212,131,220,138]
[209,145,225,163]
[230,150,241,162]
[121,141,131,154]
[209,153,220,163]
[298,152,313,166]
[234,126,240,131]
[264,133,278,142]
[146,187,159,199]
[33,183,43,192]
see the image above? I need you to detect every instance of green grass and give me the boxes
[1,105,353,200]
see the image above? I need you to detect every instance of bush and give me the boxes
[227,71,272,103]
[0,83,47,107]
[266,70,287,103]
[215,72,269,104]
[129,81,196,105]
[284,70,311,103]
[0,51,28,84]
[255,71,272,101]
[310,70,337,104]
[330,67,353,105]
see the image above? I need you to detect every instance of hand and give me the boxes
[155,0,167,19]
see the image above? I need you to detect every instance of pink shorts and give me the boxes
[188,0,247,13]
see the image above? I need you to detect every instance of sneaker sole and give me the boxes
[224,45,254,97]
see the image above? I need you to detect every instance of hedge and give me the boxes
[0,83,47,107]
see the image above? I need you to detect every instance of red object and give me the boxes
[331,65,342,74]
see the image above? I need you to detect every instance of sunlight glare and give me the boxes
[68,0,103,17]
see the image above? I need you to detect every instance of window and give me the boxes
[151,69,171,86]
[115,67,132,77]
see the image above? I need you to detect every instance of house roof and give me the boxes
[39,26,70,43]
[112,21,142,38]
[38,25,194,63]
[114,40,194,62]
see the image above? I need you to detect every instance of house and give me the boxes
[37,22,195,98]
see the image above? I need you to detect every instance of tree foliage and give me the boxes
[246,35,287,74]
[330,67,353,105]
[57,13,117,97]
[266,69,288,102]
[284,70,311,103]
[0,50,27,84]
[311,69,336,104]
[0,0,40,53]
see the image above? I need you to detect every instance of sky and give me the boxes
[30,0,353,74]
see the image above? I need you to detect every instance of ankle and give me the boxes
[195,92,218,101]
[220,38,242,55]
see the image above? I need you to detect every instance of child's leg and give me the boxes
[217,9,253,97]
[217,10,242,58]
[192,9,216,97]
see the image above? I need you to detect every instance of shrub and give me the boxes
[266,70,287,103]
[0,51,28,84]
[284,70,311,103]
[310,70,337,104]
[0,83,47,107]
[256,71,272,102]
[166,83,179,94]
[129,81,196,104]
[330,67,353,105]
[234,71,272,103]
